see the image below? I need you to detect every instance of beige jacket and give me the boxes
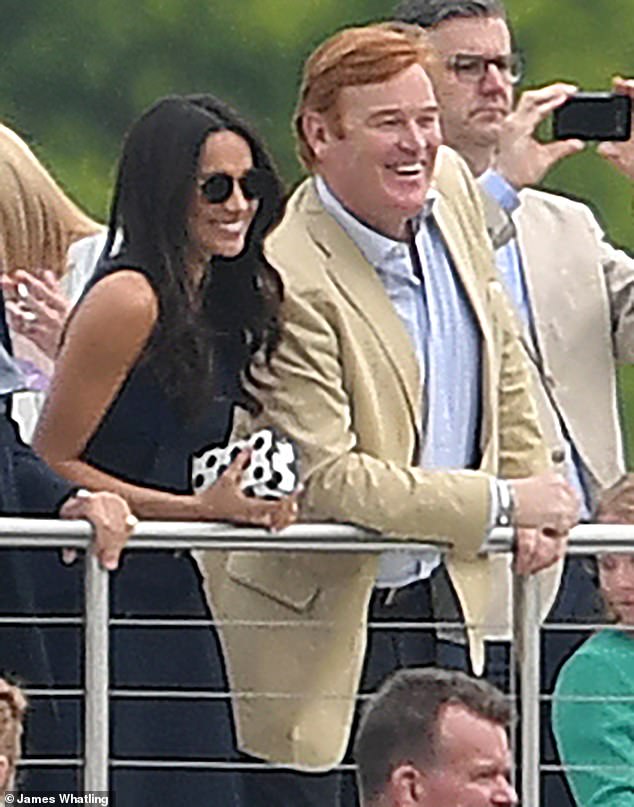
[512,189,634,502]
[198,147,551,770]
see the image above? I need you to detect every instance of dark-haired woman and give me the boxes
[34,95,296,806]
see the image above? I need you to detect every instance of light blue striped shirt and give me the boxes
[315,176,484,587]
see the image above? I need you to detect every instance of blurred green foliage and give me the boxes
[1,0,633,457]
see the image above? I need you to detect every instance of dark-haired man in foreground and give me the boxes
[355,667,517,807]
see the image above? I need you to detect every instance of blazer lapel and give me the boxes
[513,203,551,368]
[432,192,495,349]
[302,183,423,438]
[478,191,541,364]
[480,189,517,251]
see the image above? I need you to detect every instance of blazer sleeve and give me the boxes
[597,214,634,363]
[2,439,75,515]
[242,282,492,559]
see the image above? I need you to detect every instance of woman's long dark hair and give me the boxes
[103,94,284,414]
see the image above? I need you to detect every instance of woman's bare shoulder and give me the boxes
[67,269,159,355]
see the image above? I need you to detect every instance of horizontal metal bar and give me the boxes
[20,759,82,768]
[487,524,634,553]
[541,622,606,632]
[110,618,472,629]
[3,518,634,552]
[541,763,634,773]
[18,757,359,773]
[0,616,81,625]
[541,694,634,703]
[0,518,441,551]
[107,759,358,771]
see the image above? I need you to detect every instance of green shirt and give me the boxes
[553,629,634,806]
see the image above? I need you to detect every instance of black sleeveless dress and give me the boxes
[78,258,243,805]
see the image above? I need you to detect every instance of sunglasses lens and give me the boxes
[201,173,233,204]
[241,168,273,201]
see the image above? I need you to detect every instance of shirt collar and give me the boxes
[480,168,521,214]
[315,175,436,268]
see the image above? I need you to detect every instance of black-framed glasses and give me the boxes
[198,168,273,204]
[446,53,523,85]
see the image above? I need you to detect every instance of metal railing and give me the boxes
[1,518,631,805]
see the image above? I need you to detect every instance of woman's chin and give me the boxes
[211,236,248,260]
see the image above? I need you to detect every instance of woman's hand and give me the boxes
[2,269,70,358]
[193,448,300,531]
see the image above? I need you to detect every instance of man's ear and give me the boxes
[301,110,336,163]
[387,762,425,805]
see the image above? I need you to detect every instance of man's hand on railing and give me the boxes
[596,473,634,524]
[60,491,137,571]
[510,470,580,536]
[514,526,567,575]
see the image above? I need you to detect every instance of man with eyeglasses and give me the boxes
[393,0,634,802]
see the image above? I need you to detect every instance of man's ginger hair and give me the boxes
[294,22,437,171]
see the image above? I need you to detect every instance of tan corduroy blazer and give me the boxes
[198,147,552,771]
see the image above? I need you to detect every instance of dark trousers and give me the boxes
[0,424,79,790]
[240,577,437,807]
[1,548,242,805]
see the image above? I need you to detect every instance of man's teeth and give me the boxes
[394,164,423,175]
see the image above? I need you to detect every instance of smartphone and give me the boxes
[553,92,632,141]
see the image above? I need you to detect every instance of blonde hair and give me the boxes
[294,22,437,170]
[0,124,102,278]
[0,679,26,796]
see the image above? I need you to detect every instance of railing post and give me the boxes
[513,571,541,806]
[83,548,110,793]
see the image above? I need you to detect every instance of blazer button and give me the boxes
[551,448,566,465]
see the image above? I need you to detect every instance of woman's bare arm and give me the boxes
[34,270,295,527]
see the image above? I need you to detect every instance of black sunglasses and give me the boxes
[198,168,273,204]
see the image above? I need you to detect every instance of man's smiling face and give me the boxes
[315,63,442,240]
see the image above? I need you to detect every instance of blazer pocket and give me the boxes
[227,552,321,613]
